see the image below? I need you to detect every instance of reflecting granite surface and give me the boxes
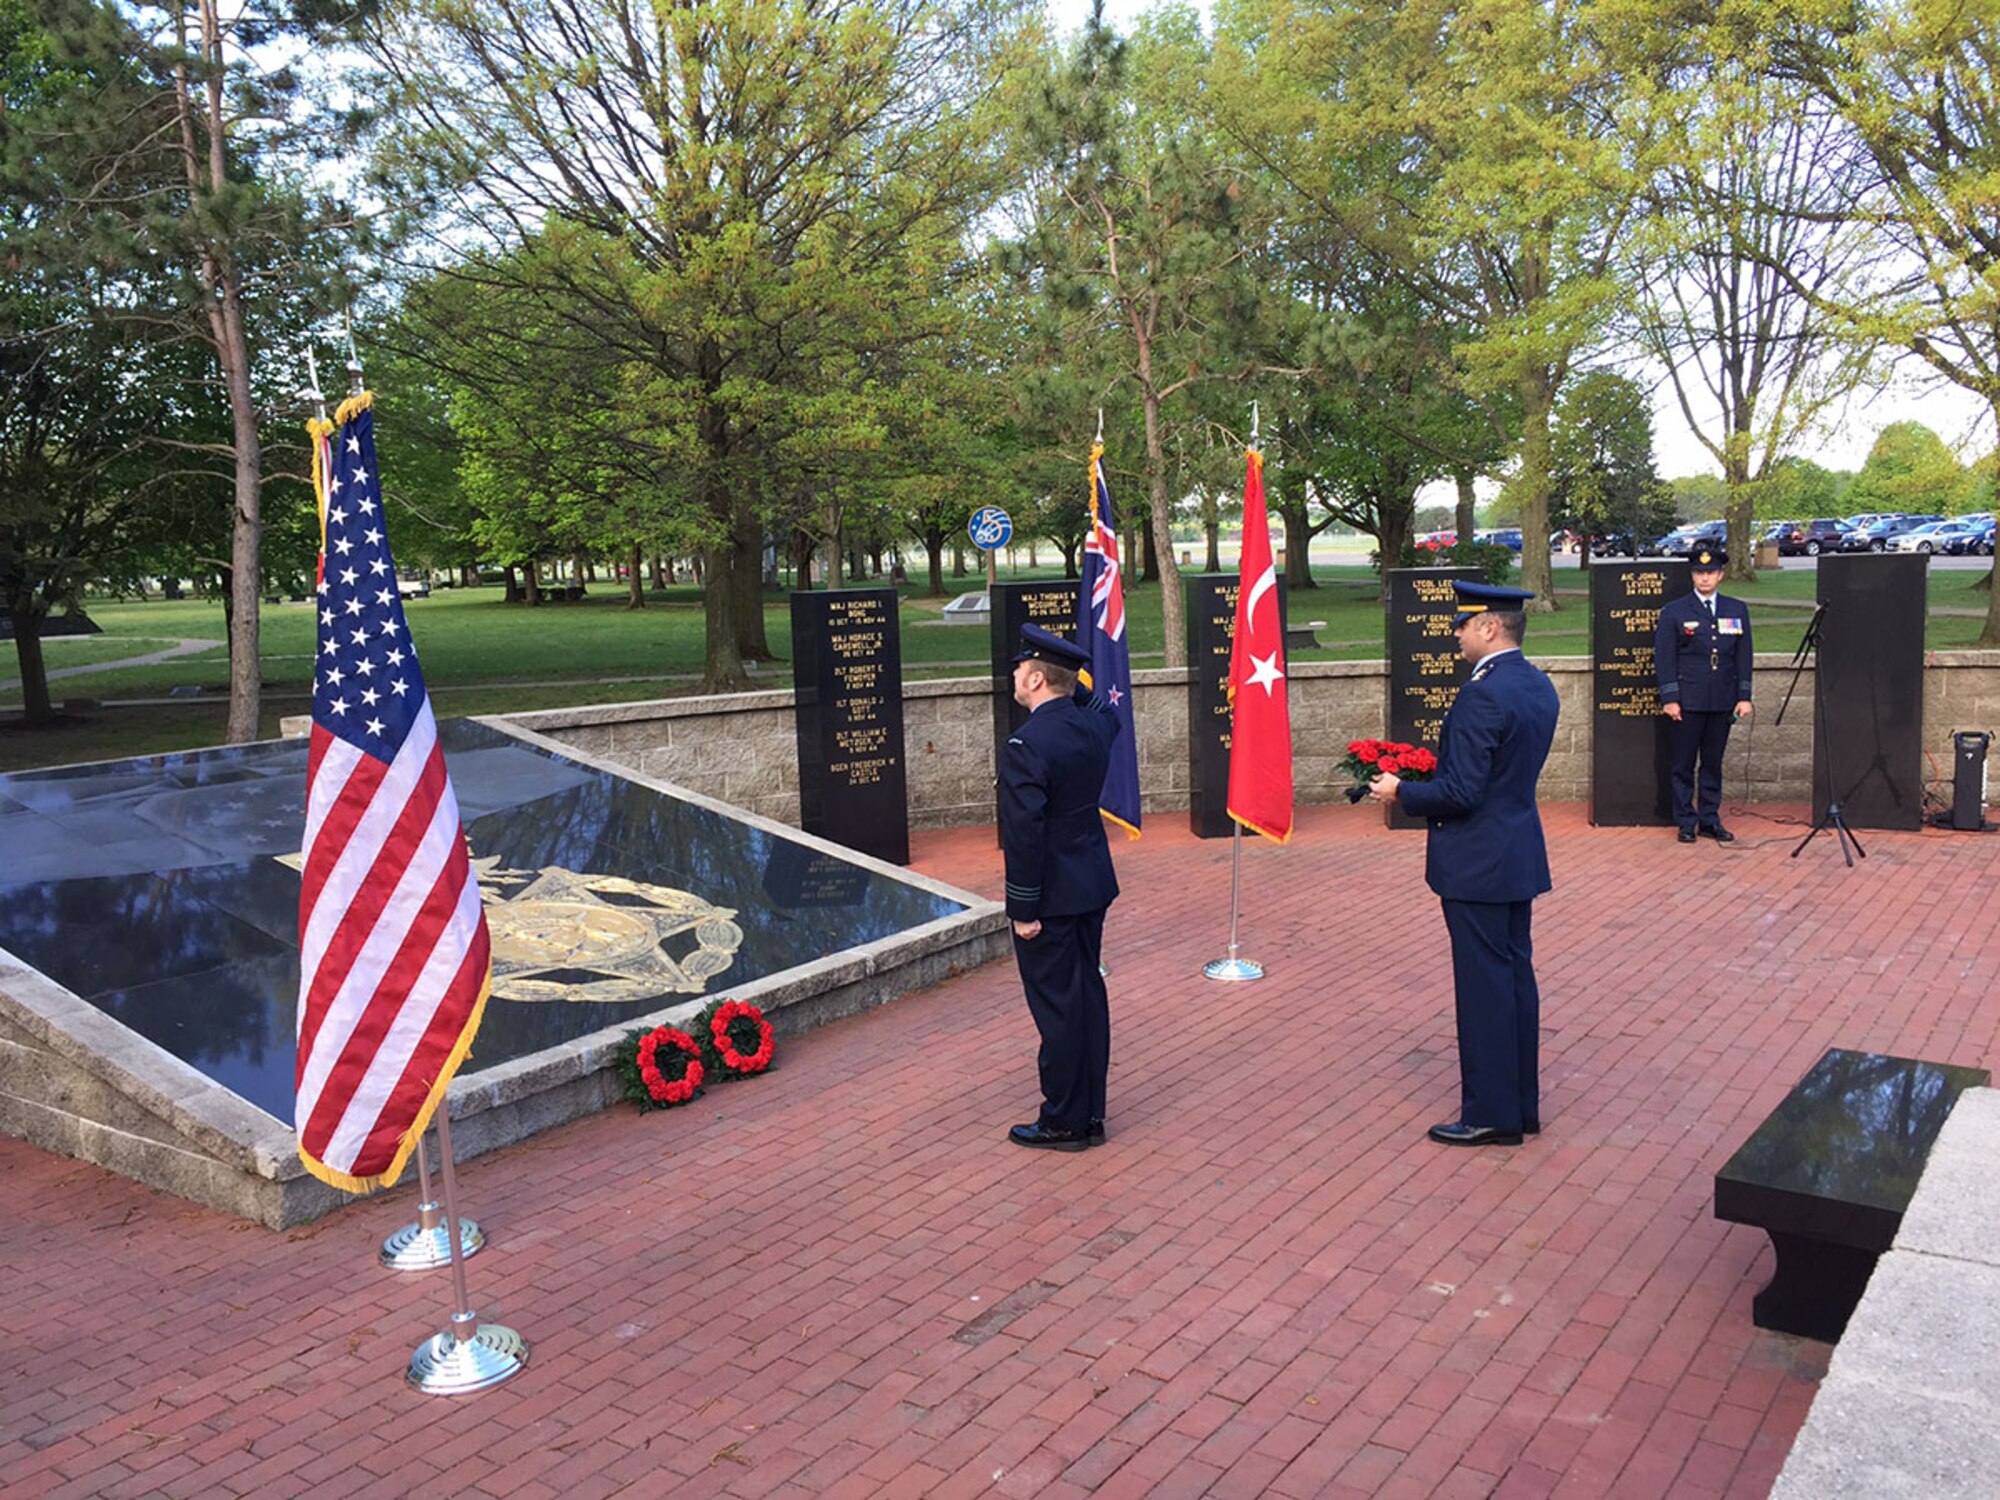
[0,720,966,1122]
[1718,1048,1991,1212]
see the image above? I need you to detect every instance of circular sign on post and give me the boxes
[968,506,1013,552]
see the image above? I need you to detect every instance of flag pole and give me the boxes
[1205,400,1271,981]
[405,1095,528,1393]
[1203,823,1263,981]
[314,338,485,1276]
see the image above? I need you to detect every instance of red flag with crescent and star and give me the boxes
[1226,446,1293,843]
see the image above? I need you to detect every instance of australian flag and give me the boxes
[1082,443,1142,837]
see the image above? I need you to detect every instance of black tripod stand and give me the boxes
[1776,600,1865,866]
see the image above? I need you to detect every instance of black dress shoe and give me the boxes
[1678,827,1697,844]
[1009,1122,1090,1153]
[1087,1118,1105,1143]
[1701,823,1735,843]
[1428,1121,1524,1147]
[1523,1118,1541,1136]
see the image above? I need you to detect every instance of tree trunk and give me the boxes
[1515,369,1559,612]
[1205,517,1220,574]
[702,539,748,689]
[1139,381,1186,667]
[1376,503,1414,577]
[1059,538,1079,578]
[1725,424,1756,583]
[952,540,965,577]
[1277,477,1315,591]
[1979,398,2000,644]
[174,1,262,744]
[651,553,668,590]
[572,554,588,592]
[8,603,52,726]
[1453,467,1478,542]
[732,500,771,660]
[503,563,522,603]
[924,525,946,596]
[627,540,645,608]
[524,560,541,606]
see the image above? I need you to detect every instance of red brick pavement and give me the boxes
[6,800,1999,1499]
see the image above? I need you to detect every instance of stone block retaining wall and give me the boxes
[507,652,2000,828]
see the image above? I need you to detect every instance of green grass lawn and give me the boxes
[3,562,1993,775]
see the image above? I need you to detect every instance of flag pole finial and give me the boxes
[343,313,364,395]
[1251,401,1259,445]
[303,351,327,423]
[1095,408,1104,444]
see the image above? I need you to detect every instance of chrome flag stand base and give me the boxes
[1203,825,1265,982]
[1203,953,1265,982]
[406,1315,528,1395]
[381,1137,484,1270]
[405,1102,527,1395]
[380,1216,484,1272]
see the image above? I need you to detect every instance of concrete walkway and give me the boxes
[5,800,2000,1498]
[0,637,218,694]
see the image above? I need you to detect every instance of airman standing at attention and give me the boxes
[1655,545,1754,843]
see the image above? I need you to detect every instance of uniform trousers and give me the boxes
[1013,910,1109,1133]
[1670,710,1734,830]
[1439,898,1540,1131]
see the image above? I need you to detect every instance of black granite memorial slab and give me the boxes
[790,587,910,864]
[0,719,965,1122]
[989,581,1081,834]
[1812,555,1927,831]
[1591,559,1691,825]
[1714,1047,1989,1342]
[1186,573,1285,838]
[1385,567,1480,830]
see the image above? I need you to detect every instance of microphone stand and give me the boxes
[1777,600,1866,866]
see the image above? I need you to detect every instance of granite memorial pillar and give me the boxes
[790,587,910,864]
[988,581,1081,835]
[1187,572,1285,838]
[1590,559,1692,825]
[1384,567,1480,829]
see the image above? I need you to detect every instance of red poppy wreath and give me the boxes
[707,999,775,1078]
[619,1025,705,1111]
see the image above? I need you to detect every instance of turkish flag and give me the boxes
[1227,448,1294,843]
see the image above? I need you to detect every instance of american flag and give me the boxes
[295,394,492,1192]
[1081,442,1141,836]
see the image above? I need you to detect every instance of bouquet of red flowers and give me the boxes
[1341,738,1439,802]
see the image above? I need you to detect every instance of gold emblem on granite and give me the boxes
[277,849,744,1003]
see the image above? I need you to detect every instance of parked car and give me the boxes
[1776,518,1850,557]
[1657,522,1726,556]
[1414,530,1457,553]
[1487,527,1524,552]
[1941,520,1995,556]
[396,573,432,598]
[1841,514,1942,552]
[1890,520,1978,554]
[1841,512,1900,532]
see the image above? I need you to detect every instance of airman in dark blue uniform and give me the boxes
[1654,545,1754,843]
[1000,623,1122,1151]
[1370,581,1560,1147]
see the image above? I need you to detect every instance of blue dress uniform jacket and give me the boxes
[999,687,1121,1134]
[1398,652,1560,903]
[1396,649,1560,1133]
[1654,592,1754,711]
[1654,592,1753,832]
[1000,690,1121,922]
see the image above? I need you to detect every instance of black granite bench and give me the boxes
[1284,620,1325,651]
[1714,1047,1989,1342]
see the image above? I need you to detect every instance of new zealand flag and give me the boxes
[1082,443,1142,836]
